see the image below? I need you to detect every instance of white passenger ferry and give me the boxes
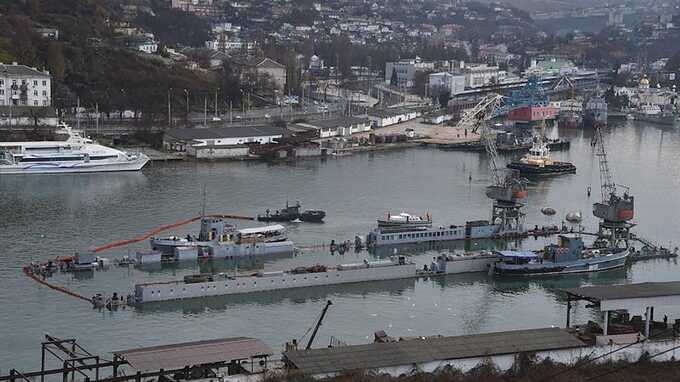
[0,123,149,174]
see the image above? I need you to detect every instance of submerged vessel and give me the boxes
[141,217,294,264]
[492,235,630,276]
[583,96,607,128]
[377,212,432,229]
[257,201,326,223]
[0,123,149,174]
[367,220,502,247]
[506,135,576,176]
[134,256,416,303]
[634,104,676,126]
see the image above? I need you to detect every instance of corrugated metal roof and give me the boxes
[284,328,586,375]
[165,126,286,141]
[114,337,273,372]
[564,281,680,301]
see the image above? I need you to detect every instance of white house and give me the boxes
[0,62,51,107]
[366,109,418,128]
[294,117,371,138]
[461,64,506,88]
[163,126,285,159]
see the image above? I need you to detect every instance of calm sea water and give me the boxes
[2,121,680,371]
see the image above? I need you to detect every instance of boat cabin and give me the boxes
[236,224,287,243]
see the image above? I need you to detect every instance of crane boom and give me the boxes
[306,300,332,350]
[461,94,505,186]
[593,124,616,201]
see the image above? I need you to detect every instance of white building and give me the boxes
[366,109,418,128]
[0,62,51,107]
[294,117,371,138]
[385,58,435,88]
[428,72,466,95]
[163,126,285,159]
[461,64,506,88]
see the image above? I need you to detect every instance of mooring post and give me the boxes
[566,298,571,328]
[135,371,141,382]
[112,356,119,377]
[40,344,46,382]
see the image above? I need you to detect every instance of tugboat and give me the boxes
[377,212,432,229]
[506,134,576,176]
[258,201,326,223]
[492,234,630,276]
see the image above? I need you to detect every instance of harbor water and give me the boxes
[2,120,680,370]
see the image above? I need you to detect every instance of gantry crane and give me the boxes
[456,94,527,233]
[591,123,635,248]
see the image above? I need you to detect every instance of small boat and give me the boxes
[300,209,326,222]
[493,235,630,276]
[258,201,326,223]
[565,211,582,223]
[541,207,556,216]
[377,212,432,229]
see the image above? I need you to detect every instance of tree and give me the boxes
[390,67,398,87]
[47,42,66,82]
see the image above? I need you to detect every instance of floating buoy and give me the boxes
[541,207,556,216]
[566,211,582,223]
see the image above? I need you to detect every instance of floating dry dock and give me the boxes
[134,253,498,303]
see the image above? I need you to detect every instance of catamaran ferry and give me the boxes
[0,123,149,174]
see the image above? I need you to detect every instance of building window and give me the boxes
[21,80,26,85]
[12,80,16,86]
[34,100,38,106]
[33,80,38,86]
[0,89,3,95]
[42,80,47,86]
[42,91,47,96]
[33,90,38,96]
[43,100,48,106]
[0,80,3,86]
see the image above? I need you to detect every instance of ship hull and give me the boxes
[368,222,504,247]
[634,113,676,126]
[0,156,149,174]
[506,161,576,176]
[493,250,628,277]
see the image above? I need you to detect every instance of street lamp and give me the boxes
[183,88,189,124]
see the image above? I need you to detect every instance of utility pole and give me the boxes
[167,89,172,127]
[203,95,207,127]
[76,96,80,131]
[95,102,99,136]
[214,88,218,118]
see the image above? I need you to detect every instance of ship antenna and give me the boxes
[201,184,207,218]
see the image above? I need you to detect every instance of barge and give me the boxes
[134,256,416,303]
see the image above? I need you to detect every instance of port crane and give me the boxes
[456,94,527,233]
[591,123,634,248]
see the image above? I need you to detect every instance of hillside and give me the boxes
[0,0,213,122]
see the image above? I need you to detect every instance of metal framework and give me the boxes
[455,94,527,233]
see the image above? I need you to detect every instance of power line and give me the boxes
[583,340,680,381]
[539,327,675,382]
